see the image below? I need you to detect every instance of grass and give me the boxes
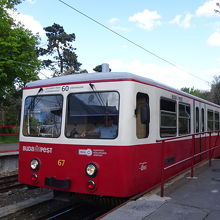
[0,136,19,144]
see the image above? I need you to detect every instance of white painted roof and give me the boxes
[25,71,219,108]
[26,71,172,91]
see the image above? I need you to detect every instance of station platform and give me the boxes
[102,159,220,220]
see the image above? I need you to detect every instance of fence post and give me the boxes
[191,134,195,178]
[160,140,165,197]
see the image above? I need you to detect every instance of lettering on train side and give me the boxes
[22,145,53,153]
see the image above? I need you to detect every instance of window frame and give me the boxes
[201,108,205,132]
[65,91,120,140]
[215,111,220,131]
[207,109,214,131]
[178,102,191,135]
[160,97,177,138]
[22,94,63,138]
[136,92,149,139]
[195,107,199,133]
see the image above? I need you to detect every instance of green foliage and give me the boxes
[210,76,220,105]
[0,0,22,8]
[181,87,212,103]
[0,136,18,144]
[0,28,40,92]
[0,0,40,126]
[181,77,220,105]
[181,87,201,97]
[38,23,82,76]
[0,0,40,97]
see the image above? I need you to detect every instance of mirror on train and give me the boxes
[140,104,150,124]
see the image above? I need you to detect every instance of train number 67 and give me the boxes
[57,159,65,166]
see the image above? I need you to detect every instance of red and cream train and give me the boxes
[18,69,220,198]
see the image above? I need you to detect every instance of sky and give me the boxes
[11,0,220,90]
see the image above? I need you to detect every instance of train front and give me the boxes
[18,76,135,198]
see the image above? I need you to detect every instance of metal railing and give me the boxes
[0,126,19,136]
[157,130,220,197]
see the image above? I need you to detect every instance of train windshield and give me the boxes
[66,91,119,139]
[23,95,63,138]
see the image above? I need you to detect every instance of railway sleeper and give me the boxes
[53,190,127,208]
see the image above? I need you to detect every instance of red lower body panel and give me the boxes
[18,136,220,197]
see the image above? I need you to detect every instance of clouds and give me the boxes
[196,0,219,17]
[107,59,211,90]
[127,1,219,31]
[108,17,130,32]
[7,9,45,37]
[129,9,161,31]
[123,1,220,50]
[207,32,220,47]
[195,0,220,48]
[169,14,193,28]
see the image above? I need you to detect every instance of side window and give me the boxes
[201,108,205,132]
[136,93,149,139]
[179,103,191,135]
[207,110,214,131]
[215,111,219,131]
[160,98,176,137]
[195,107,199,133]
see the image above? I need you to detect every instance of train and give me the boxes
[18,66,220,199]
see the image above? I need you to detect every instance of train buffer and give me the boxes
[101,159,220,220]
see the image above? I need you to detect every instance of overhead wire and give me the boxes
[58,0,210,85]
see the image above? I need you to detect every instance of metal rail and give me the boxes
[0,174,24,193]
[0,126,19,136]
[157,130,220,197]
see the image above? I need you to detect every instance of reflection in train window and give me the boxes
[160,98,176,137]
[208,110,214,131]
[179,103,191,135]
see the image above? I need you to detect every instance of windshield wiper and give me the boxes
[89,83,105,107]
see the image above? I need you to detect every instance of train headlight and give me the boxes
[85,163,97,177]
[30,159,40,171]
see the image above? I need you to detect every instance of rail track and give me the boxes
[1,190,124,220]
[1,198,114,220]
[0,174,124,219]
[43,201,112,220]
[0,174,24,193]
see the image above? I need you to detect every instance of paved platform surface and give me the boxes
[102,159,220,220]
[0,143,19,152]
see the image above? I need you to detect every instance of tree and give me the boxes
[181,87,212,102]
[0,0,40,125]
[0,0,40,96]
[38,23,82,76]
[181,87,202,97]
[210,76,220,105]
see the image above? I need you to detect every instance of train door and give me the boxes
[194,101,206,162]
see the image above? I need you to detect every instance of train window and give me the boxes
[160,98,176,137]
[136,93,149,139]
[196,107,199,133]
[201,108,205,132]
[23,95,63,138]
[215,111,219,131]
[207,110,214,131]
[179,103,191,135]
[65,91,119,139]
